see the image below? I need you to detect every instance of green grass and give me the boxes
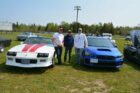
[0,32,140,93]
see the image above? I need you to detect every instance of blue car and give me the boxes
[82,36,123,68]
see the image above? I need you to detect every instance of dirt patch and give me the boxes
[82,87,92,92]
[92,79,108,93]
[61,78,113,93]
[70,88,78,93]
[0,76,4,80]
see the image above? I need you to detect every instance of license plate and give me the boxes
[90,58,98,63]
[21,59,30,64]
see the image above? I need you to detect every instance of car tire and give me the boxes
[124,49,128,59]
[50,53,55,68]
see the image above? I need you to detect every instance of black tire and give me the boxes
[123,49,128,59]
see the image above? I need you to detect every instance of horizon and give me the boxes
[0,0,140,27]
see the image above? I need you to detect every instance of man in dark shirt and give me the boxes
[64,30,74,63]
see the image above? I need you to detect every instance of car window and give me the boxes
[24,37,53,45]
[88,38,114,48]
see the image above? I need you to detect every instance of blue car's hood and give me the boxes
[85,46,122,57]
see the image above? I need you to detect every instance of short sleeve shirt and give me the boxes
[53,32,64,47]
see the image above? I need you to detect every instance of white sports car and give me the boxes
[6,37,55,68]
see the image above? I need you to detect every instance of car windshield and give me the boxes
[24,37,53,44]
[88,38,114,48]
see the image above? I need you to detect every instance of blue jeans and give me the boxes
[64,46,73,62]
[75,48,84,64]
[55,46,63,64]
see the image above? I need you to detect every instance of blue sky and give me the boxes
[0,0,140,27]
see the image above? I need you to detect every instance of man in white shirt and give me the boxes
[52,27,64,64]
[74,28,88,64]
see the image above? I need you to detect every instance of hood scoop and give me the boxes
[97,49,111,51]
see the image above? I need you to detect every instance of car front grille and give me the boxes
[85,59,117,66]
[16,59,37,64]
[97,55,115,60]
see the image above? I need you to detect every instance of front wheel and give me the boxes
[50,53,55,67]
[123,49,128,59]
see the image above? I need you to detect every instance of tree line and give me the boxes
[13,21,140,35]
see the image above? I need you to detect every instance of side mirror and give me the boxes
[113,43,117,47]
[20,42,23,45]
[114,44,117,47]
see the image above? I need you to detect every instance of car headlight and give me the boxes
[37,53,49,57]
[7,52,17,56]
[85,51,90,56]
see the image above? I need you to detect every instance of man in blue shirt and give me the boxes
[64,30,74,63]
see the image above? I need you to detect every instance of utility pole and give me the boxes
[74,6,81,32]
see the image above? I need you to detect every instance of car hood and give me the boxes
[8,44,54,53]
[85,46,122,57]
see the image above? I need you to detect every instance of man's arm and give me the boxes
[74,35,77,48]
[52,34,58,46]
[72,36,74,47]
[63,35,67,47]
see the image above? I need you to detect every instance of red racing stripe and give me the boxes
[29,44,45,52]
[22,44,33,52]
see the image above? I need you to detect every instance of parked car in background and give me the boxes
[102,33,112,39]
[0,37,11,47]
[17,32,37,41]
[124,30,140,64]
[6,36,55,68]
[82,36,123,68]
[102,33,115,43]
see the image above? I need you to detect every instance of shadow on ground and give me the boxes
[1,56,140,75]
[124,58,140,71]
[0,62,50,74]
[70,55,120,73]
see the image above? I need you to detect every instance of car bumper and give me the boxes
[83,58,123,68]
[6,56,53,68]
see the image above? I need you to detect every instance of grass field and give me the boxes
[0,32,140,93]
